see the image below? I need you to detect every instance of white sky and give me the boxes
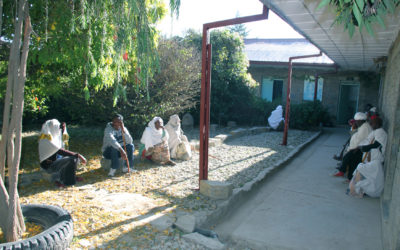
[158,0,304,38]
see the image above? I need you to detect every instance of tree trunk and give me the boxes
[0,0,30,242]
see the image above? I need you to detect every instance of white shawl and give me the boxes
[268,105,284,129]
[38,119,63,163]
[140,117,169,150]
[165,114,188,158]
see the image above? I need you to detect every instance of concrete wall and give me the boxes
[248,65,380,123]
[379,32,400,250]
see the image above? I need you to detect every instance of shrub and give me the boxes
[289,101,331,130]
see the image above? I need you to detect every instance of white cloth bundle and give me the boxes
[268,105,284,129]
[165,114,191,159]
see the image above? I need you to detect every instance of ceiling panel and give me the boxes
[260,0,400,71]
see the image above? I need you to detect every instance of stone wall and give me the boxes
[248,65,380,123]
[379,31,400,250]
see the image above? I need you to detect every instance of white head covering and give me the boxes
[165,115,182,155]
[369,107,377,113]
[140,117,168,150]
[166,115,180,129]
[354,112,367,120]
[268,105,284,129]
[38,119,62,162]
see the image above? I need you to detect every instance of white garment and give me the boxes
[38,119,63,163]
[165,114,192,160]
[348,122,372,151]
[140,117,169,150]
[353,128,387,197]
[268,105,284,130]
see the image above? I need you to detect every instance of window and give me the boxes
[303,76,323,101]
[261,78,283,101]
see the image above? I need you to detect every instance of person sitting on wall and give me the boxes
[333,118,358,161]
[139,117,176,166]
[332,112,372,181]
[102,114,135,177]
[39,119,86,188]
[165,114,192,161]
[348,116,387,198]
[268,105,284,131]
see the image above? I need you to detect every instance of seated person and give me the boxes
[333,118,358,161]
[333,112,372,180]
[102,114,135,177]
[349,116,386,198]
[39,119,86,187]
[268,105,284,131]
[139,117,176,166]
[165,114,192,160]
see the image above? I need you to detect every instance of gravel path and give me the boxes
[19,128,318,249]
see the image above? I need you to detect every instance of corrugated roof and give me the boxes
[259,0,400,71]
[244,38,335,64]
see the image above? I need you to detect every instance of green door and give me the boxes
[337,82,359,124]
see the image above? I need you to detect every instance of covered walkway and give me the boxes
[215,127,382,250]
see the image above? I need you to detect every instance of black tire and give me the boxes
[0,204,74,250]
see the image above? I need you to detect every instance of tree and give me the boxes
[317,0,400,37]
[228,23,249,38]
[227,11,249,38]
[0,0,180,242]
[184,29,271,126]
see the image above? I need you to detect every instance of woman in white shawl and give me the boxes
[268,105,284,130]
[39,119,86,187]
[139,117,176,165]
[165,114,192,160]
[349,116,387,198]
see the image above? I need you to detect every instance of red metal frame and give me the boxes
[314,74,319,101]
[313,65,339,101]
[199,6,269,185]
[282,51,322,145]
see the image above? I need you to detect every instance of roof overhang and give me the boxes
[260,0,400,71]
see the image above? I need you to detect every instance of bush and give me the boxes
[289,101,331,130]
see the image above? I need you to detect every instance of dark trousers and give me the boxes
[338,149,362,180]
[47,156,78,185]
[103,144,134,169]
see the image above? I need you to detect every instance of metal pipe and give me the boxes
[314,74,319,101]
[199,6,269,185]
[313,65,339,101]
[282,51,322,145]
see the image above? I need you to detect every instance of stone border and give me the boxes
[196,130,322,228]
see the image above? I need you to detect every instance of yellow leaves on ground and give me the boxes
[22,222,44,239]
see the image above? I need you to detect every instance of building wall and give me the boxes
[248,65,380,123]
[379,32,400,250]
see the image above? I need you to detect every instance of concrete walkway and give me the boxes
[214,128,382,250]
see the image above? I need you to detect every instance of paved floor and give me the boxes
[214,128,382,250]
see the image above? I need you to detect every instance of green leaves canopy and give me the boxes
[2,0,179,105]
[317,0,399,37]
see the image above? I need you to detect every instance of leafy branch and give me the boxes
[318,0,400,37]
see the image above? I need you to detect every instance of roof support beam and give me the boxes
[282,51,322,146]
[199,6,269,186]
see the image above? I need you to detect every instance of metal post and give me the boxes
[282,52,322,146]
[199,6,269,186]
[314,74,319,101]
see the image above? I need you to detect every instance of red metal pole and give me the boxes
[282,52,322,146]
[199,6,269,186]
[199,28,210,183]
[314,74,319,101]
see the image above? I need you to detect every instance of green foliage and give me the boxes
[1,0,179,105]
[34,37,201,138]
[289,101,331,130]
[318,0,400,37]
[184,29,268,126]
